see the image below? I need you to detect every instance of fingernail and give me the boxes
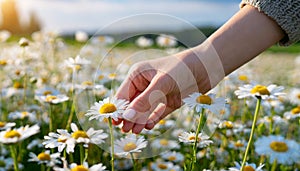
[123,109,136,120]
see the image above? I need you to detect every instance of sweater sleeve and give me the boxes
[240,0,300,46]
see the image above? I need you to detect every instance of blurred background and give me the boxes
[0,0,240,36]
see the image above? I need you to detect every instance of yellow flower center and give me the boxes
[4,130,21,138]
[82,81,93,86]
[188,135,200,142]
[15,70,21,76]
[37,152,51,161]
[98,74,105,80]
[0,60,7,66]
[238,75,249,82]
[0,122,6,127]
[75,65,81,70]
[224,121,233,129]
[159,139,169,146]
[159,120,166,125]
[72,130,88,139]
[21,112,29,118]
[158,163,168,169]
[243,166,255,171]
[269,141,288,152]
[99,103,117,114]
[13,82,23,89]
[108,73,117,79]
[71,165,89,171]
[45,95,57,102]
[123,142,137,152]
[43,91,53,96]
[168,156,176,161]
[291,107,300,114]
[250,85,270,96]
[234,141,244,148]
[57,137,67,143]
[196,95,212,105]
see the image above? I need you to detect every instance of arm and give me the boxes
[116,5,285,134]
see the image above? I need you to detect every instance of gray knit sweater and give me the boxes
[240,0,300,45]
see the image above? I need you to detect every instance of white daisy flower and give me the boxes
[254,135,300,165]
[27,139,44,150]
[161,151,184,163]
[8,111,36,122]
[288,88,300,105]
[85,97,129,122]
[70,123,108,147]
[54,161,106,171]
[0,30,11,43]
[183,92,226,114]
[75,31,89,42]
[284,106,300,120]
[0,121,15,130]
[91,35,114,45]
[151,160,182,171]
[115,159,133,170]
[19,37,30,47]
[229,161,264,171]
[136,36,153,48]
[64,55,91,70]
[114,134,148,157]
[0,124,40,144]
[156,34,177,48]
[35,94,69,104]
[151,139,179,150]
[153,119,175,130]
[235,84,285,100]
[178,132,213,148]
[28,150,61,167]
[35,86,60,97]
[228,140,247,151]
[43,129,75,154]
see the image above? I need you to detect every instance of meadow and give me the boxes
[0,31,300,171]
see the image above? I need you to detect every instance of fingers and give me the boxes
[145,105,174,130]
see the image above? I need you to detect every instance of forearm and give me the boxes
[176,5,285,92]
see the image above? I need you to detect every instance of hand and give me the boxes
[114,51,211,134]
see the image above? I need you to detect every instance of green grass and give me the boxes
[266,43,300,53]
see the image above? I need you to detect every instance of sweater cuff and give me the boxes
[240,0,300,46]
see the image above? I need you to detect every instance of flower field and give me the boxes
[0,30,300,171]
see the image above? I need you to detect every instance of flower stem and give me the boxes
[66,98,76,130]
[9,145,19,171]
[80,144,84,164]
[130,153,137,171]
[190,108,205,171]
[48,104,53,132]
[240,98,262,171]
[108,117,115,171]
[83,147,89,163]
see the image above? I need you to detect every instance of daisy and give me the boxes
[152,138,179,149]
[254,135,300,165]
[153,119,175,130]
[228,140,247,151]
[0,124,40,144]
[0,121,15,130]
[85,97,128,122]
[161,151,184,163]
[64,55,91,71]
[43,129,75,154]
[288,88,300,105]
[91,35,114,45]
[70,123,108,147]
[0,30,11,43]
[178,132,213,148]
[27,139,44,150]
[115,159,133,170]
[151,160,182,171]
[284,106,300,120]
[28,150,61,167]
[35,94,69,104]
[35,86,60,97]
[135,36,153,48]
[54,161,106,171]
[156,34,177,48]
[183,92,226,114]
[229,161,264,171]
[75,31,89,42]
[8,111,36,122]
[114,134,148,157]
[235,84,285,100]
[18,37,30,47]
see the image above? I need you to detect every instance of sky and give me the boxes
[9,0,241,33]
